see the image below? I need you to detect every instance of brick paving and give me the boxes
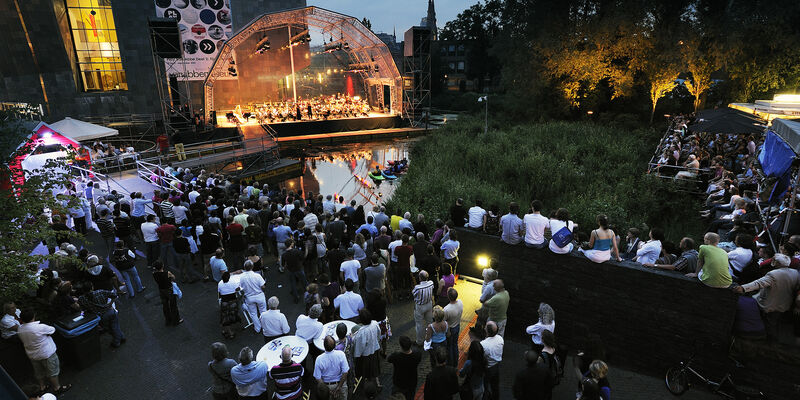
[40,229,717,400]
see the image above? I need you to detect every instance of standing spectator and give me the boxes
[112,241,145,298]
[449,198,467,228]
[634,228,664,265]
[437,264,456,307]
[481,321,504,400]
[200,226,223,281]
[141,214,160,267]
[226,216,247,270]
[1,302,21,341]
[314,336,350,400]
[352,309,382,387]
[587,360,612,400]
[483,280,510,337]
[733,254,800,338]
[78,282,125,348]
[245,216,264,257]
[467,200,487,230]
[270,346,305,400]
[95,209,116,260]
[523,200,549,249]
[423,347,459,399]
[412,270,434,346]
[363,253,386,294]
[334,279,364,321]
[526,302,555,352]
[230,347,269,399]
[500,202,524,245]
[439,228,460,273]
[459,341,486,400]
[480,268,498,303]
[512,351,550,400]
[283,239,307,303]
[393,235,414,296]
[387,335,422,400]
[273,218,293,271]
[296,304,324,343]
[260,296,290,343]
[240,260,267,333]
[644,237,699,274]
[152,261,182,326]
[174,231,198,283]
[443,288,463,367]
[340,249,361,294]
[156,220,179,271]
[210,248,229,282]
[686,232,733,288]
[156,132,170,157]
[17,309,71,395]
[113,209,134,250]
[208,342,238,400]
[424,305,450,367]
[218,272,240,339]
[538,330,560,396]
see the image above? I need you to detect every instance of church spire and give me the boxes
[427,0,437,39]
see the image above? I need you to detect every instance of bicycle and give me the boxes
[665,348,766,399]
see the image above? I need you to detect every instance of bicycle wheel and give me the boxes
[666,366,689,395]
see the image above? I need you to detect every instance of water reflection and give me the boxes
[280,138,415,207]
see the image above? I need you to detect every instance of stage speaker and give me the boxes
[169,75,181,108]
[404,26,432,57]
[148,18,182,59]
[383,85,391,110]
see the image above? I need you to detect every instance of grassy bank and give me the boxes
[387,117,703,242]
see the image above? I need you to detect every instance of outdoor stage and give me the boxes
[215,112,402,137]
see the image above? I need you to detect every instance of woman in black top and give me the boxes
[365,289,390,356]
[152,261,182,326]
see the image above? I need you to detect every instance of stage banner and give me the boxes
[154,0,234,81]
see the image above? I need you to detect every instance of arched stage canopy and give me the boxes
[203,6,402,122]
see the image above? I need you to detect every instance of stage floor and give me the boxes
[215,112,394,128]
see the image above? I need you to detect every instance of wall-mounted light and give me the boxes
[477,255,490,268]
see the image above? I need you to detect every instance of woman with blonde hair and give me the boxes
[424,305,450,367]
[579,214,621,263]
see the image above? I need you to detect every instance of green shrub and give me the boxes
[387,116,703,242]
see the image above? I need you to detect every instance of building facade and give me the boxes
[0,0,305,121]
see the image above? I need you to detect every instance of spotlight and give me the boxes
[477,255,490,268]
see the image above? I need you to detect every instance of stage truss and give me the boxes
[203,7,403,122]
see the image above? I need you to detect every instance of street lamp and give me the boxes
[478,95,488,134]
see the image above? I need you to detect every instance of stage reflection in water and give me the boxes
[280,138,415,207]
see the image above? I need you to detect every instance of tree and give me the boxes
[645,65,679,123]
[681,37,718,112]
[361,18,372,31]
[0,113,82,303]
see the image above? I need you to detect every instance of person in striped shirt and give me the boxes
[269,346,304,400]
[412,270,434,346]
[160,198,175,225]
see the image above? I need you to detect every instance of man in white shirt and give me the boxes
[339,250,361,293]
[141,214,161,267]
[334,279,364,320]
[727,235,754,278]
[635,228,664,265]
[302,208,319,231]
[523,200,549,249]
[467,200,487,229]
[295,304,324,343]
[17,309,71,394]
[1,302,20,340]
[314,336,350,400]
[480,321,504,400]
[322,195,336,215]
[443,288,463,367]
[259,296,290,343]
[239,260,267,333]
[172,200,189,225]
[388,231,403,263]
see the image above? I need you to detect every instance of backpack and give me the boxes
[113,249,136,270]
[542,351,563,386]
[551,223,573,248]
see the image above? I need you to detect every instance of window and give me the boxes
[448,62,455,73]
[66,0,127,91]
[457,61,465,73]
[457,44,465,56]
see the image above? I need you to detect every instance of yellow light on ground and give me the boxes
[774,94,800,102]
[477,255,490,268]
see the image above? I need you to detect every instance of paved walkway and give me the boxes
[46,229,716,400]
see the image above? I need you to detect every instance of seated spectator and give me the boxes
[484,204,500,236]
[635,228,664,265]
[620,228,641,261]
[706,198,747,234]
[499,202,524,245]
[523,200,548,249]
[674,154,700,180]
[728,234,756,280]
[644,237,699,274]
[548,208,576,254]
[467,200,487,230]
[579,214,621,263]
[656,241,678,265]
[687,232,733,288]
[733,253,800,339]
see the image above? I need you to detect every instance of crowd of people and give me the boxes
[2,167,621,399]
[229,94,372,125]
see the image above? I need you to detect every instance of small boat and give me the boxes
[381,170,397,180]
[368,171,384,182]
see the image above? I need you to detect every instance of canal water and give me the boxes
[278,137,418,207]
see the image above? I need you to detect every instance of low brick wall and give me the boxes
[455,229,738,376]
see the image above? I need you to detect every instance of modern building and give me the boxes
[438,39,474,92]
[0,0,305,122]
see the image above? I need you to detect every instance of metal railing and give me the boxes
[135,160,186,195]
[81,113,162,126]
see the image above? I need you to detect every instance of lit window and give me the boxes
[66,0,127,91]
[457,61,465,73]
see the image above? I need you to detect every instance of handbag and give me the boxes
[172,282,183,299]
[423,338,432,351]
[551,224,573,248]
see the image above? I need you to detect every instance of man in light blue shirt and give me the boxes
[499,202,524,245]
[210,249,228,282]
[230,347,269,398]
[358,216,379,238]
[398,212,415,234]
[272,218,293,271]
[440,229,460,274]
[373,206,389,229]
[314,336,350,399]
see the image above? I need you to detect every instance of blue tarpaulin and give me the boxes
[759,130,795,177]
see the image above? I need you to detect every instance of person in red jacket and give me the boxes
[156,222,178,270]
[156,133,170,157]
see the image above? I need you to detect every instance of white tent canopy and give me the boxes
[49,117,118,142]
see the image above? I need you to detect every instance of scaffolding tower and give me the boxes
[403,26,432,127]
